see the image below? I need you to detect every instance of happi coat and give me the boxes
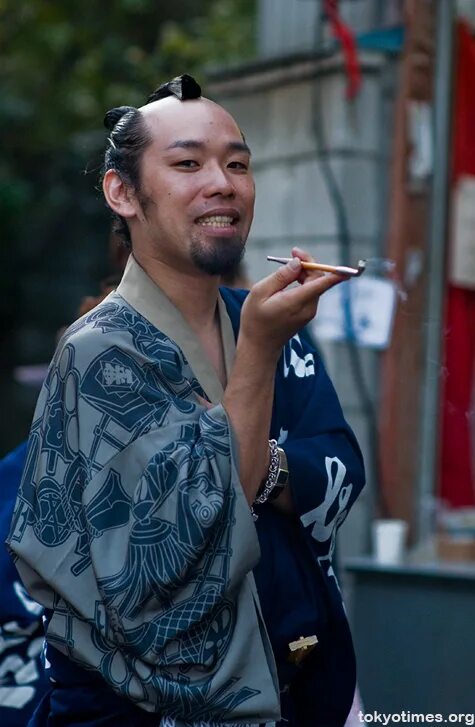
[7,255,365,727]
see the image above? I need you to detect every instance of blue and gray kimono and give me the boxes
[7,255,365,727]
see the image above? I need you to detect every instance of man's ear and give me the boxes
[102,169,137,219]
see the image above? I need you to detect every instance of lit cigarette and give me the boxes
[267,256,366,277]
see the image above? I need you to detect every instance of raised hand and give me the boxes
[240,248,346,360]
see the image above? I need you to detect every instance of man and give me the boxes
[7,75,365,726]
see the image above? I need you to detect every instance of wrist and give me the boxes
[236,332,281,368]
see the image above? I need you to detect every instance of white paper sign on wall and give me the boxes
[310,276,397,350]
[449,175,475,290]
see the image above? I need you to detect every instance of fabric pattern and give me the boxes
[223,288,366,727]
[7,296,280,723]
[7,275,366,727]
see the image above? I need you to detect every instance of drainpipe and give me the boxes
[417,0,456,541]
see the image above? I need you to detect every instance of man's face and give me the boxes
[131,97,255,276]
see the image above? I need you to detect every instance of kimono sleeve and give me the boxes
[272,333,366,548]
[7,305,281,721]
[7,328,260,668]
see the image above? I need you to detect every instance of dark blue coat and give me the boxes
[0,442,49,726]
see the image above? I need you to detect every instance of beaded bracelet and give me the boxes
[251,439,280,521]
[255,439,280,504]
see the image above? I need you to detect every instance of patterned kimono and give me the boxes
[7,255,365,727]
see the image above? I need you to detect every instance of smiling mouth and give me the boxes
[196,214,237,228]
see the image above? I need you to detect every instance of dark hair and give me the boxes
[101,75,202,248]
[102,107,150,248]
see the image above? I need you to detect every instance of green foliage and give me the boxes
[160,0,256,75]
[0,0,256,362]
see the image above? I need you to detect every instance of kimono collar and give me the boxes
[116,254,236,404]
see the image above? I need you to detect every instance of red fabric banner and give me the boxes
[324,0,362,99]
[440,21,475,507]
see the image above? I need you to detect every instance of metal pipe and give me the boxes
[417,0,456,541]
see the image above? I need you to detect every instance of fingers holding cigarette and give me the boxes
[288,246,357,297]
[290,246,324,285]
[243,252,352,352]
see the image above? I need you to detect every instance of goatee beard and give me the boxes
[190,235,245,276]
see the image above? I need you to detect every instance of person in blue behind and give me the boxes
[0,442,48,726]
[7,75,365,727]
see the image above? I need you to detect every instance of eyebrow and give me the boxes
[165,139,251,155]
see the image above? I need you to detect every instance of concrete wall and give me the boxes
[209,51,397,563]
[258,0,404,57]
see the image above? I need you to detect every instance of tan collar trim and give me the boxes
[116,255,235,404]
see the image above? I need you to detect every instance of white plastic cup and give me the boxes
[372,519,408,565]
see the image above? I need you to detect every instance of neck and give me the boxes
[132,249,220,333]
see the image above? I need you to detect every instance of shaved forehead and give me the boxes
[139,94,219,115]
[139,95,244,143]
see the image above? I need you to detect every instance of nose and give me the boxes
[203,162,235,198]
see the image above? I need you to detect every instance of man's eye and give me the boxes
[228,161,248,170]
[176,160,199,168]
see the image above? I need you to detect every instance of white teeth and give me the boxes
[197,215,234,227]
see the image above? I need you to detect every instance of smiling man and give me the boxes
[120,99,253,277]
[8,75,365,727]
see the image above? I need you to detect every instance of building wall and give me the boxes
[258,0,404,58]
[209,51,397,563]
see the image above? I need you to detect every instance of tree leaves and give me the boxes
[0,0,256,360]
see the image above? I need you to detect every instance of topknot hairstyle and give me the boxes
[101,74,202,248]
[103,105,137,132]
[147,74,202,104]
